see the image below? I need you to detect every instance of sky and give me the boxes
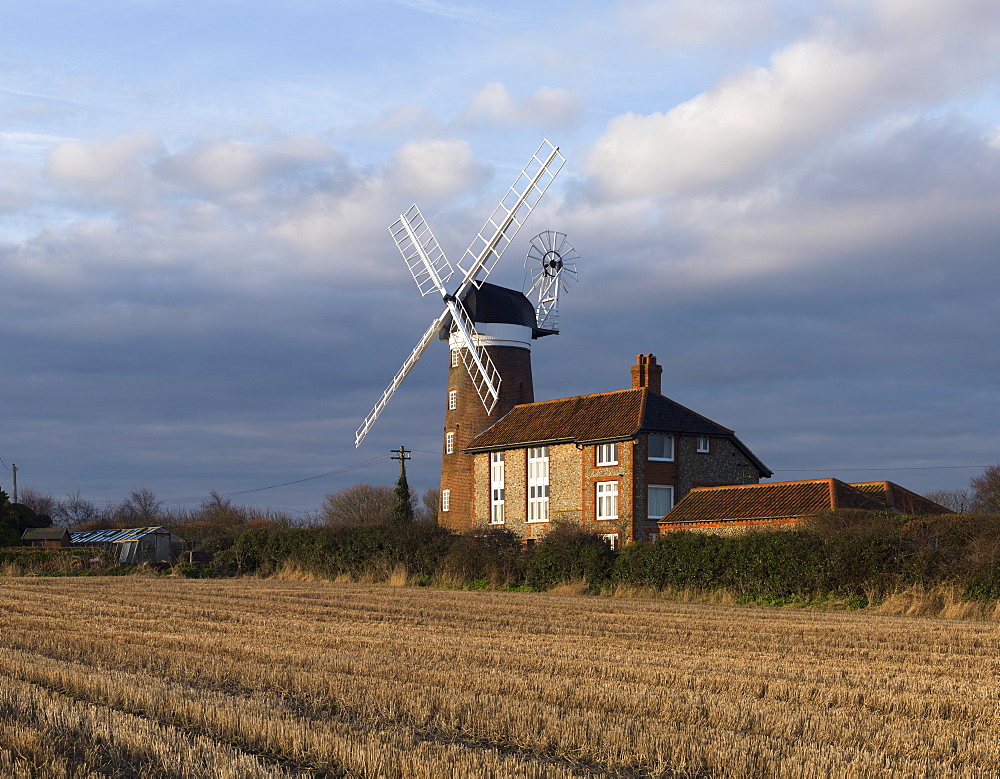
[2,0,999,516]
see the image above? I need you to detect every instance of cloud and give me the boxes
[618,0,780,48]
[461,83,582,128]
[390,137,490,199]
[45,131,163,188]
[587,0,1000,196]
[155,133,338,194]
[358,105,442,138]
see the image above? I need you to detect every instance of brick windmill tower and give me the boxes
[355,141,576,528]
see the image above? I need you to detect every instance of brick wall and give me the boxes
[440,344,534,531]
[676,437,759,497]
[470,433,760,544]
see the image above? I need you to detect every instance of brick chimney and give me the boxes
[630,354,662,395]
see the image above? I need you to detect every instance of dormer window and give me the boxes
[648,434,674,461]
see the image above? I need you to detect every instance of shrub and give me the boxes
[438,528,526,587]
[525,525,615,591]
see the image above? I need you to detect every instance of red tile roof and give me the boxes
[659,479,885,526]
[659,478,953,528]
[850,482,953,515]
[465,387,771,476]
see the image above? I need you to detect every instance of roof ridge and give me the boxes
[690,479,836,492]
[511,387,640,408]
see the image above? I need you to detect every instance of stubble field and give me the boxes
[0,577,998,778]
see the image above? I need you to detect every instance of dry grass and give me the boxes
[0,578,998,777]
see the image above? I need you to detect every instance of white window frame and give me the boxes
[527,446,550,523]
[451,350,459,367]
[648,434,674,462]
[596,442,618,466]
[647,485,674,519]
[490,451,505,525]
[697,435,710,453]
[441,489,450,512]
[445,432,454,455]
[448,390,457,410]
[600,533,618,551]
[596,481,618,521]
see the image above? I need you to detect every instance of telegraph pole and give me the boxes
[390,445,411,479]
[11,464,16,504]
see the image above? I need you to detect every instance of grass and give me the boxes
[0,577,998,776]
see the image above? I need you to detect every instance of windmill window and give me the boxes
[490,452,505,524]
[527,447,550,522]
[648,435,674,461]
[446,432,454,454]
[596,443,618,466]
[441,489,450,512]
[697,436,710,453]
[451,350,459,367]
[596,481,618,520]
[448,390,457,410]
[648,485,674,519]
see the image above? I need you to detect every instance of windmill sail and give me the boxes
[389,205,454,297]
[355,310,449,447]
[454,139,564,293]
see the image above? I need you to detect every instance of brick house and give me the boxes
[446,354,771,547]
[658,478,953,535]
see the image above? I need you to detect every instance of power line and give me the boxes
[159,455,394,505]
[772,465,990,473]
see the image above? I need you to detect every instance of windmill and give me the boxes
[355,139,569,529]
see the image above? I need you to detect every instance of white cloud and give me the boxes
[155,134,338,194]
[391,137,489,199]
[461,83,582,128]
[45,131,163,188]
[619,0,780,48]
[587,0,1000,196]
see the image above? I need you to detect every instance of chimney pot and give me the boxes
[631,353,662,394]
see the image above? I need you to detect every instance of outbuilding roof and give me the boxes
[21,528,70,541]
[850,482,953,516]
[465,387,771,477]
[69,527,179,544]
[659,478,953,529]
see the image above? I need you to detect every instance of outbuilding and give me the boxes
[69,527,185,564]
[21,528,72,548]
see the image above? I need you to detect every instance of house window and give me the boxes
[648,485,674,519]
[596,481,618,520]
[527,446,549,522]
[451,350,459,367]
[449,390,457,410]
[441,489,450,512]
[697,435,710,453]
[600,533,619,551]
[445,432,454,454]
[490,452,505,524]
[596,443,618,466]
[648,434,674,461]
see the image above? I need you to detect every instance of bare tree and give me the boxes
[117,487,163,526]
[321,484,395,527]
[17,487,58,519]
[419,488,440,524]
[971,465,1000,513]
[925,488,975,514]
[55,490,102,528]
